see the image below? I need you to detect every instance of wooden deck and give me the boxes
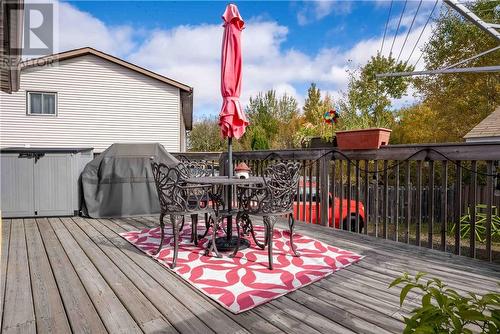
[1,216,499,334]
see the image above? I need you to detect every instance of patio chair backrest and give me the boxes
[151,161,187,213]
[263,161,301,213]
[177,155,213,178]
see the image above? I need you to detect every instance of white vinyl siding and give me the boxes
[0,55,183,152]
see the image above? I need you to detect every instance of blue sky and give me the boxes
[69,1,393,54]
[53,1,440,118]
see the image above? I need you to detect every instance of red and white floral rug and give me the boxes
[120,220,363,313]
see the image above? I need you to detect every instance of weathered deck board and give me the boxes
[285,221,499,294]
[24,218,71,333]
[49,217,141,333]
[75,217,214,334]
[2,219,36,334]
[59,217,176,334]
[1,216,498,334]
[0,219,11,331]
[37,218,107,334]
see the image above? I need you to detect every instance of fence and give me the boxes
[175,142,500,262]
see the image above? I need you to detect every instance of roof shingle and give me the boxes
[464,106,500,139]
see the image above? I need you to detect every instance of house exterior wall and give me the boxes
[0,54,185,152]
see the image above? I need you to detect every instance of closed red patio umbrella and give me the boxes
[219,3,248,177]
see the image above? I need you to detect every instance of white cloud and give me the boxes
[50,1,432,117]
[297,1,352,26]
[23,0,137,58]
[57,2,136,57]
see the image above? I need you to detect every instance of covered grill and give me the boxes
[81,143,178,218]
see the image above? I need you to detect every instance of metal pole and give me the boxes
[375,65,500,78]
[443,0,500,41]
[227,137,233,241]
[228,137,233,178]
[443,45,500,70]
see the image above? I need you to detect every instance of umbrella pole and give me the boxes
[228,137,233,177]
[227,137,233,241]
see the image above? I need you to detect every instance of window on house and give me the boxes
[27,92,57,115]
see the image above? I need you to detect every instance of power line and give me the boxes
[414,1,444,69]
[396,0,423,63]
[406,0,439,65]
[380,0,394,56]
[389,0,408,57]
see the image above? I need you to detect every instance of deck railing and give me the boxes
[175,142,500,262]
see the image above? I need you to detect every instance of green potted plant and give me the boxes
[390,272,500,333]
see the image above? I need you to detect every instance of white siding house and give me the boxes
[0,47,193,152]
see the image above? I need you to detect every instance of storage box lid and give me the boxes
[0,147,94,154]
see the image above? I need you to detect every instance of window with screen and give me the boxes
[27,92,57,115]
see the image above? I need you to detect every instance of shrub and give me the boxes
[390,272,500,333]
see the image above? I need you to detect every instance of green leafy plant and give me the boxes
[390,272,500,333]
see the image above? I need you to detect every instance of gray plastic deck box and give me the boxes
[0,147,94,218]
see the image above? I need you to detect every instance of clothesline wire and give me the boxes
[406,0,438,64]
[389,0,408,57]
[396,0,423,63]
[380,0,394,55]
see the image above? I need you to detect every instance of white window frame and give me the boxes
[27,91,58,116]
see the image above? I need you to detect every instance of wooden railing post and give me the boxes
[319,152,330,227]
[219,152,228,177]
[373,160,379,237]
[441,160,448,252]
[331,160,337,229]
[486,161,493,261]
[405,161,411,244]
[428,160,435,249]
[363,160,369,235]
[470,161,477,258]
[416,160,423,247]
[394,163,400,242]
[454,162,462,255]
[355,160,361,233]
[383,160,389,239]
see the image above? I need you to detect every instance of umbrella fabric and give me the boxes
[219,4,248,139]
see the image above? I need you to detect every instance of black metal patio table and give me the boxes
[185,176,265,251]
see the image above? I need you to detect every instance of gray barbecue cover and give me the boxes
[81,143,179,218]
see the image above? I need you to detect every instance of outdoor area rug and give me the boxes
[120,220,363,313]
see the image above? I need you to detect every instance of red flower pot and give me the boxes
[336,128,391,150]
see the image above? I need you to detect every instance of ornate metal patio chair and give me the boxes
[233,161,301,269]
[150,160,221,268]
[176,156,217,241]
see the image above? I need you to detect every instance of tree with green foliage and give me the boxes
[296,83,335,145]
[402,0,500,143]
[244,90,302,150]
[303,83,323,124]
[187,117,225,152]
[339,54,414,131]
[391,104,443,143]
